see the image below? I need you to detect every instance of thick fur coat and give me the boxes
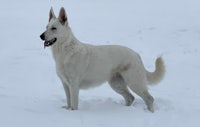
[40,7,165,112]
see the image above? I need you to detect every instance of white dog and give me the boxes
[40,7,165,112]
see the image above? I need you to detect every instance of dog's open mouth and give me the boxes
[44,38,57,47]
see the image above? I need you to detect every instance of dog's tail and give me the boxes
[146,57,165,85]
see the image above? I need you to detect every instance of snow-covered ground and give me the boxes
[0,0,200,127]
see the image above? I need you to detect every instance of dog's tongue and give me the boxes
[44,41,52,47]
[44,38,57,48]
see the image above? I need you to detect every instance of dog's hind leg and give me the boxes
[135,90,154,112]
[122,68,155,112]
[128,83,154,112]
[109,73,135,106]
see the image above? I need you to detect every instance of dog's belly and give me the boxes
[79,69,109,89]
[79,78,105,89]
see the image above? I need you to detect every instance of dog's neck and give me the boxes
[51,26,82,58]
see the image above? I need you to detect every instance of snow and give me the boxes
[0,0,200,127]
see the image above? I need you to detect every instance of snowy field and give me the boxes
[0,0,200,127]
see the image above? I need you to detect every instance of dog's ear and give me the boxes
[49,7,56,22]
[58,7,67,25]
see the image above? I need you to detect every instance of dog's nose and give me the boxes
[40,33,45,40]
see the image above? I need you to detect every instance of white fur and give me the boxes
[40,7,165,112]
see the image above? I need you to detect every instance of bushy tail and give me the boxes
[146,57,165,85]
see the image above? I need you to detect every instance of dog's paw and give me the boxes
[62,105,72,110]
[147,106,155,113]
[62,105,78,110]
[125,94,135,106]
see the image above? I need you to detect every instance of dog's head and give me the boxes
[40,7,69,48]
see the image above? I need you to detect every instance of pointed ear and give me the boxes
[59,7,67,25]
[49,7,56,22]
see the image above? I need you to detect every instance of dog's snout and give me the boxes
[40,33,45,40]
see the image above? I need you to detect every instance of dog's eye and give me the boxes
[51,27,57,31]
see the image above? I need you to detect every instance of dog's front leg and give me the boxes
[69,85,79,110]
[62,82,72,109]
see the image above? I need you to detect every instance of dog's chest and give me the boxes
[52,46,89,84]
